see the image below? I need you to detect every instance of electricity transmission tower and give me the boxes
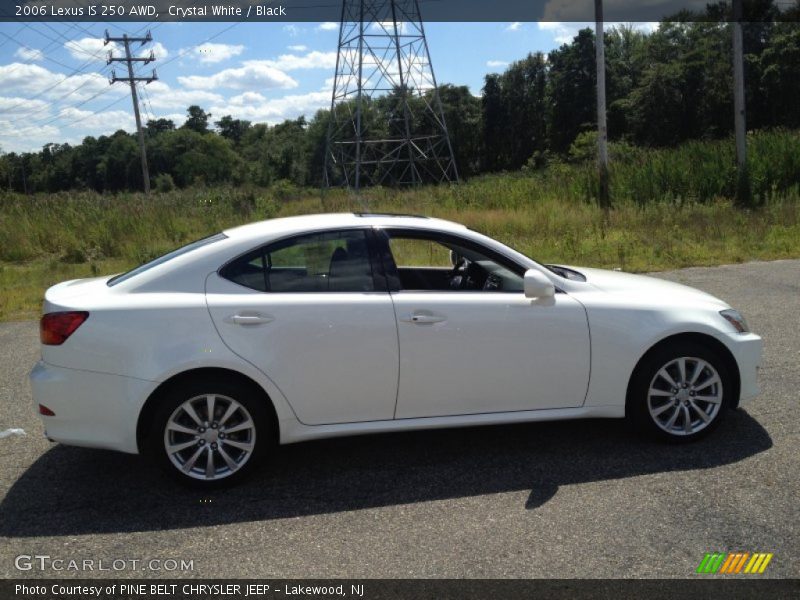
[324,0,458,191]
[105,30,158,194]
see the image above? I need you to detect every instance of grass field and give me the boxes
[2,129,800,321]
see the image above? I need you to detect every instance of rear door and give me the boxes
[206,228,400,425]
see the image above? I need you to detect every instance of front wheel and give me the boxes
[628,342,733,442]
[149,379,272,487]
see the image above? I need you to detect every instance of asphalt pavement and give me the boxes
[0,260,798,579]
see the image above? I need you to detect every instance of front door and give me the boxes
[381,229,591,419]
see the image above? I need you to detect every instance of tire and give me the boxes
[148,377,273,488]
[627,341,733,442]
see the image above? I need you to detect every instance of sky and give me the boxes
[0,20,656,153]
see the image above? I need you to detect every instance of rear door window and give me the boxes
[221,230,378,293]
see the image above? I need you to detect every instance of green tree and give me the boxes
[436,84,482,177]
[481,73,507,171]
[97,131,140,192]
[546,28,597,154]
[215,115,252,145]
[146,118,176,135]
[183,106,212,134]
[758,23,800,128]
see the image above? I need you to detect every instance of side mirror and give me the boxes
[524,269,555,299]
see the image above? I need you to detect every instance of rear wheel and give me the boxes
[149,379,272,487]
[628,341,733,441]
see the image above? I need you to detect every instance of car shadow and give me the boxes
[0,410,772,537]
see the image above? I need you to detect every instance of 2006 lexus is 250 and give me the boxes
[30,213,762,487]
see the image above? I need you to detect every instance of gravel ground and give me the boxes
[0,260,797,579]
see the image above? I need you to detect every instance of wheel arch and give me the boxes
[625,332,741,414]
[136,367,279,453]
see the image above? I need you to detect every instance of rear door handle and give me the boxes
[401,313,447,325]
[227,314,275,326]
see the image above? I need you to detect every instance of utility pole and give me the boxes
[20,157,28,195]
[595,0,610,209]
[732,0,750,205]
[105,30,157,195]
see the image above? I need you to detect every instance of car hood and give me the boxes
[562,266,729,308]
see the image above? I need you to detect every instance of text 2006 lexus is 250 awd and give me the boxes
[30,213,762,487]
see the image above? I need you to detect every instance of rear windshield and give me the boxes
[107,233,228,287]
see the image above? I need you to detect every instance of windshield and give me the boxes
[107,233,228,287]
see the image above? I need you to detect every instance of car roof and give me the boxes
[223,213,467,242]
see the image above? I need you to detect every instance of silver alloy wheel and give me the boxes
[647,357,723,436]
[164,394,256,481]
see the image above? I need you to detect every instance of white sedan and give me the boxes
[30,214,762,486]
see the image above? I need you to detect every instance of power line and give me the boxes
[0,25,26,51]
[10,21,243,146]
[33,86,117,128]
[139,82,156,122]
[52,93,129,129]
[2,42,114,116]
[0,24,86,73]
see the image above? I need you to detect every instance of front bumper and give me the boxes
[29,360,157,454]
[717,332,762,406]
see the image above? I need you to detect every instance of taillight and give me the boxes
[40,311,89,345]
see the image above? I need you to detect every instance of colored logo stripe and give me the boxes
[697,552,773,574]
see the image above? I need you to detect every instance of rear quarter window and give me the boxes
[108,233,228,286]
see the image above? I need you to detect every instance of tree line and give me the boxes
[1,4,799,194]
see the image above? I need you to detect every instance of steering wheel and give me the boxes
[448,257,469,289]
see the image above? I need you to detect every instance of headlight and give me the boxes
[720,309,749,333]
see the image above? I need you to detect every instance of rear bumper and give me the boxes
[718,332,762,406]
[29,360,157,454]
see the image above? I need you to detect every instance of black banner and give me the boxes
[3,0,800,23]
[3,579,800,600]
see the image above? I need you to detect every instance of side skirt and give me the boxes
[278,405,625,445]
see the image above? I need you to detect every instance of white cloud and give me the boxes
[64,37,117,61]
[188,42,244,64]
[0,63,125,102]
[487,60,509,68]
[210,89,332,124]
[229,91,268,106]
[0,96,49,115]
[506,22,523,32]
[371,21,408,34]
[265,51,337,71]
[288,45,308,52]
[144,81,225,109]
[284,25,302,37]
[178,62,298,91]
[316,22,339,31]
[13,47,44,62]
[538,22,588,45]
[57,107,135,133]
[141,42,169,60]
[176,50,334,91]
[0,120,59,151]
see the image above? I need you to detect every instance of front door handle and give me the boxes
[401,312,447,325]
[227,314,275,326]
